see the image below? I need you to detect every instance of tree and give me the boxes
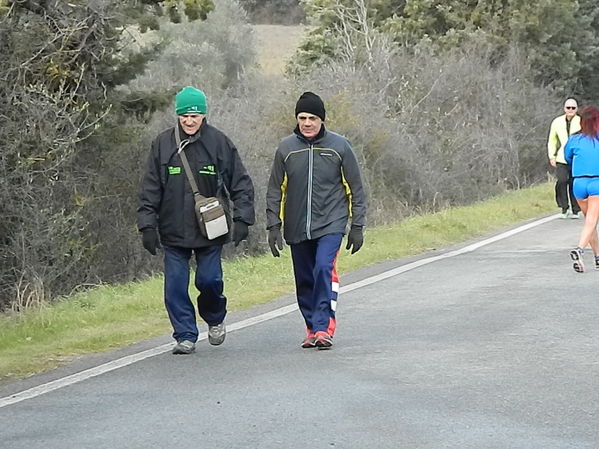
[573,0,599,103]
[238,0,305,24]
[297,0,599,99]
[383,0,599,96]
[293,0,399,70]
[126,0,256,92]
[0,0,214,310]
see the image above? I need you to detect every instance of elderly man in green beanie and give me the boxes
[137,86,255,355]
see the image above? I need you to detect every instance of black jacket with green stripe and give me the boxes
[266,126,367,244]
[137,121,255,248]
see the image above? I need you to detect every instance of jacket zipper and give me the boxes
[306,143,314,239]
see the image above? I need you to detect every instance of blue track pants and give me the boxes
[290,233,342,336]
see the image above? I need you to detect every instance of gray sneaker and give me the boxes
[570,247,585,273]
[172,340,196,355]
[208,322,226,345]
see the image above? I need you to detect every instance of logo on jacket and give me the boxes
[199,165,216,175]
[168,166,182,175]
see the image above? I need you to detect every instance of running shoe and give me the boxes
[208,322,226,345]
[570,247,585,273]
[314,331,333,349]
[172,340,196,355]
[301,334,316,348]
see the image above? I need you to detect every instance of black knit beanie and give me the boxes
[295,92,326,121]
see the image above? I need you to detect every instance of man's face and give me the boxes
[297,113,322,140]
[179,113,204,135]
[564,100,578,119]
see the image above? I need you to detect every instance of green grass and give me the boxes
[0,183,555,382]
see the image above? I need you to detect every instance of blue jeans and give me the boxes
[163,245,227,343]
[290,233,342,335]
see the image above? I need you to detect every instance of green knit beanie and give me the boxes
[175,86,208,115]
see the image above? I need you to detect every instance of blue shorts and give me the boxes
[573,177,599,199]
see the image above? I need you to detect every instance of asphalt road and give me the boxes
[1,215,598,449]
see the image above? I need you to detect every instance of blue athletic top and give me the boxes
[564,133,599,177]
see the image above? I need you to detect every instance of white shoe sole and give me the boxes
[570,250,585,273]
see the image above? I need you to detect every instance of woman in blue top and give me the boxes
[564,105,599,272]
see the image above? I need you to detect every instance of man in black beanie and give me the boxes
[294,91,326,121]
[266,91,367,349]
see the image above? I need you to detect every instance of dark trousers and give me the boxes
[555,162,580,213]
[290,233,342,336]
[163,245,226,343]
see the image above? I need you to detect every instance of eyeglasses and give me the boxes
[565,106,577,110]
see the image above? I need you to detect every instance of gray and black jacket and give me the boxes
[266,126,366,244]
[137,120,255,248]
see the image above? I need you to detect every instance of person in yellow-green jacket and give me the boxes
[548,97,582,218]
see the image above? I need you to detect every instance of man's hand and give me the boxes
[268,226,284,257]
[345,226,364,254]
[233,221,249,247]
[549,158,557,168]
[142,228,161,255]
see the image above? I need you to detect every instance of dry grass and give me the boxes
[253,24,305,75]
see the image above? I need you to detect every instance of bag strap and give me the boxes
[175,126,206,200]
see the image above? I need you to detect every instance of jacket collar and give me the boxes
[173,119,218,164]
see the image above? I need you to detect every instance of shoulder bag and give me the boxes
[175,127,229,240]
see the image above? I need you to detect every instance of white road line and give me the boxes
[0,214,558,408]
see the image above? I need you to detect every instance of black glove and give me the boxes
[233,221,249,247]
[142,228,161,255]
[268,226,284,257]
[345,226,363,254]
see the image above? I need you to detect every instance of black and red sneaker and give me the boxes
[301,333,316,348]
[314,331,333,350]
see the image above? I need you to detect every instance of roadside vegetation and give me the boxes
[0,183,555,381]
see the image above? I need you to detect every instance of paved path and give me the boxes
[1,215,598,449]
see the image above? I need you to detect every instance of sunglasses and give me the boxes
[565,106,577,110]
